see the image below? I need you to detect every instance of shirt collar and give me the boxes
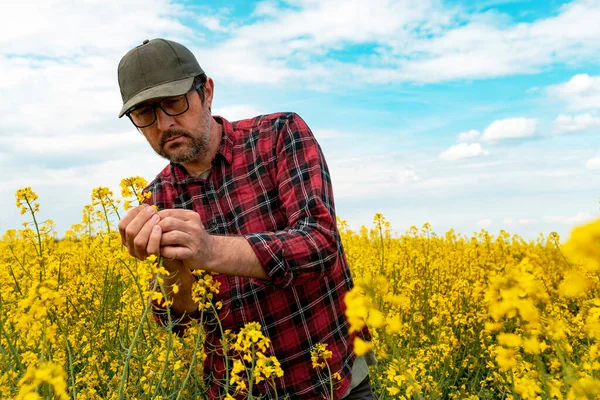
[213,115,234,165]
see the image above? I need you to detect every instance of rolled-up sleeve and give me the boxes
[243,113,341,289]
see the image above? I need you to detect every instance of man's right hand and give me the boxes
[118,204,162,260]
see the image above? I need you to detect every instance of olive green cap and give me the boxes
[117,38,204,118]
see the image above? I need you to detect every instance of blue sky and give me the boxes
[1,0,599,241]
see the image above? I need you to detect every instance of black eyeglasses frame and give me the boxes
[127,82,203,128]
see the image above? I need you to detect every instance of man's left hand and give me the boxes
[157,209,214,270]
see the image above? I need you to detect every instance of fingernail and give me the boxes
[146,206,155,214]
[151,215,160,223]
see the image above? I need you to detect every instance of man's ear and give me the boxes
[204,77,215,108]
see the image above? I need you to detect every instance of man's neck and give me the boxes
[181,118,223,176]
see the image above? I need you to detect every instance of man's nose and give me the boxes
[155,107,175,132]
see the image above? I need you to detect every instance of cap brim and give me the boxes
[118,77,195,118]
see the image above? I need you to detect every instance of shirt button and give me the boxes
[208,221,217,230]
[233,300,242,309]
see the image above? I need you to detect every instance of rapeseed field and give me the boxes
[2,178,599,399]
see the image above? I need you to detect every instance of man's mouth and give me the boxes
[163,135,186,147]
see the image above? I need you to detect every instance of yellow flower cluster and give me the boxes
[339,212,600,399]
[310,342,333,369]
[310,342,342,397]
[16,361,69,400]
[3,181,600,399]
[227,322,284,394]
[2,180,291,399]
[15,186,39,216]
[190,269,223,311]
[120,176,151,210]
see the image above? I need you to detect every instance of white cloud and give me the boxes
[212,107,353,142]
[518,218,538,224]
[253,1,280,17]
[0,1,190,58]
[457,129,481,142]
[586,156,600,170]
[356,1,600,83]
[0,0,192,139]
[542,212,594,224]
[3,0,599,104]
[312,129,351,140]
[0,132,145,155]
[553,113,600,134]
[213,105,264,121]
[482,118,537,143]
[478,218,492,227]
[190,0,600,85]
[198,16,229,32]
[329,153,420,199]
[534,169,579,178]
[439,143,488,161]
[547,73,600,110]
[503,218,539,225]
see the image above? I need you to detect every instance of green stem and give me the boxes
[248,345,256,399]
[119,259,146,312]
[151,280,175,400]
[271,377,279,400]
[325,361,334,400]
[0,311,24,373]
[131,186,141,205]
[176,312,206,400]
[25,198,45,282]
[6,262,23,296]
[210,302,231,395]
[92,261,113,329]
[40,319,47,364]
[110,197,121,221]
[117,264,160,399]
[100,203,112,246]
[8,245,33,280]
[25,198,43,260]
[119,258,155,338]
[55,317,77,399]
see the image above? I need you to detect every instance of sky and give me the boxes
[1,0,599,241]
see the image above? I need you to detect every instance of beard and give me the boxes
[157,128,210,164]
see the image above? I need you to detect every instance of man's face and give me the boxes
[137,82,213,165]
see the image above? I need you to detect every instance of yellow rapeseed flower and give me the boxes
[354,337,373,357]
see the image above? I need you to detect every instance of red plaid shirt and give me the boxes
[146,113,369,399]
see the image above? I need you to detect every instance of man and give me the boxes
[116,38,375,399]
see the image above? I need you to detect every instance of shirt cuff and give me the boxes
[243,232,294,289]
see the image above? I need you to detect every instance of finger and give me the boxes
[160,245,192,261]
[118,205,146,245]
[146,224,162,257]
[158,216,198,233]
[158,209,200,222]
[160,230,193,247]
[125,206,158,257]
[133,214,161,259]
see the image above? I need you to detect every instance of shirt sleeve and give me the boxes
[243,113,342,289]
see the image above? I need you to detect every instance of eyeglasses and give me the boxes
[127,83,201,128]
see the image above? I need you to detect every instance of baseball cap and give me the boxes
[117,38,204,118]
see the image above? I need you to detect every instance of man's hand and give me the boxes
[157,209,214,270]
[118,205,162,260]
